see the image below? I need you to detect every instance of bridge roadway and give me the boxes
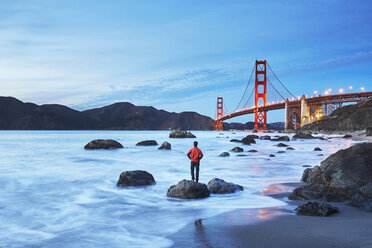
[218,91,372,122]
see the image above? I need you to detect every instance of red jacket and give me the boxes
[187,147,203,162]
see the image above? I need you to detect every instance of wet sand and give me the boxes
[169,183,372,248]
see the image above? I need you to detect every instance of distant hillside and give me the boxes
[302,98,372,131]
[0,97,214,130]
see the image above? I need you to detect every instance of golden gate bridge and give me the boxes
[215,60,372,131]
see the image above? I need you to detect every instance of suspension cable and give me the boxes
[267,62,296,98]
[233,64,255,112]
[223,102,230,114]
[267,77,285,100]
[242,86,255,109]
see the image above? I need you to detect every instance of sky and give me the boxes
[0,0,371,122]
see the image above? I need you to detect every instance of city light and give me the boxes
[339,88,344,93]
[328,88,332,92]
[324,90,329,95]
[349,86,352,90]
[314,90,318,95]
[361,86,365,92]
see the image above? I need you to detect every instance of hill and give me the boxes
[0,97,214,130]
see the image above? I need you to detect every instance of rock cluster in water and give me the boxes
[169,129,196,138]
[84,139,123,149]
[289,143,372,211]
[167,180,210,199]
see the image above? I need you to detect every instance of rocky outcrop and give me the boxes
[289,143,372,210]
[231,147,244,152]
[158,141,171,150]
[207,178,243,194]
[117,170,155,187]
[169,129,196,138]
[84,139,123,149]
[219,152,230,157]
[295,202,339,217]
[292,130,315,139]
[271,135,290,141]
[167,180,210,199]
[301,98,372,131]
[136,140,158,146]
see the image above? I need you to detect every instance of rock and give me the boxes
[259,135,271,140]
[366,127,372,136]
[287,147,295,150]
[237,154,248,157]
[219,133,224,135]
[167,179,210,199]
[277,143,288,147]
[277,151,286,153]
[230,139,241,143]
[269,154,276,157]
[136,140,158,146]
[158,141,171,150]
[246,134,259,139]
[317,154,324,156]
[314,147,322,151]
[84,139,124,150]
[302,165,312,168]
[207,178,243,194]
[252,129,258,133]
[241,136,256,145]
[117,170,155,187]
[231,147,244,152]
[350,182,372,212]
[219,152,230,157]
[248,149,257,152]
[294,201,339,217]
[271,135,290,141]
[343,134,352,138]
[292,130,315,139]
[169,129,196,138]
[289,143,372,210]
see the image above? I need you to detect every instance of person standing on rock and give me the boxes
[187,141,203,183]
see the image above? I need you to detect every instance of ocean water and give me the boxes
[0,130,358,248]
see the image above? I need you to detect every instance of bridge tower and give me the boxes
[254,60,267,130]
[216,97,223,131]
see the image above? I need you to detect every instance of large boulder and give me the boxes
[289,143,372,210]
[84,139,123,149]
[136,140,158,146]
[295,201,339,217]
[167,180,210,199]
[207,178,243,194]
[292,130,315,139]
[241,136,256,144]
[169,129,196,138]
[158,141,171,150]
[117,170,155,187]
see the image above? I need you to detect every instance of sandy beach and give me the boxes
[170,180,372,248]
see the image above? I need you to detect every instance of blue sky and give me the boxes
[0,0,371,122]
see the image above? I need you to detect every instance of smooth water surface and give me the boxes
[0,131,358,247]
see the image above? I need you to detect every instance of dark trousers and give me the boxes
[191,161,200,182]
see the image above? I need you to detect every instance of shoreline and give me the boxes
[168,182,372,248]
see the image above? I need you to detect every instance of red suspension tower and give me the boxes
[254,60,267,130]
[216,97,223,131]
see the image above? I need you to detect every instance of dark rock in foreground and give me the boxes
[169,129,196,138]
[289,143,372,211]
[219,152,230,157]
[117,170,155,187]
[167,179,210,199]
[269,154,276,157]
[136,140,158,146]
[84,139,123,149]
[231,147,244,152]
[366,127,372,136]
[295,201,339,217]
[158,141,171,150]
[207,178,243,194]
[314,147,322,151]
